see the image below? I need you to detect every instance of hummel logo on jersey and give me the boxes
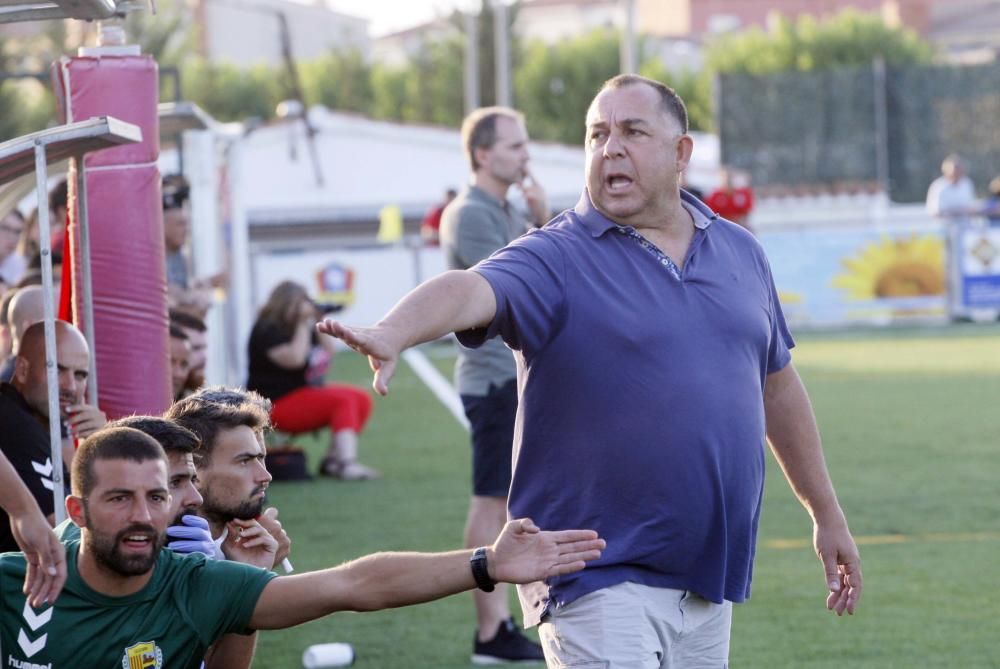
[6,656,52,669]
[15,601,51,659]
[29,459,53,491]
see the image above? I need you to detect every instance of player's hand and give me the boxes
[10,508,65,608]
[166,514,217,558]
[316,320,403,396]
[814,520,862,616]
[66,403,107,440]
[222,518,278,570]
[489,518,604,584]
[258,507,291,566]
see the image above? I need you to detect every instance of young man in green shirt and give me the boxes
[0,427,604,669]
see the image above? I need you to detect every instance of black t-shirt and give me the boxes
[0,383,68,553]
[246,321,308,401]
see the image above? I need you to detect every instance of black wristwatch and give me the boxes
[470,547,496,592]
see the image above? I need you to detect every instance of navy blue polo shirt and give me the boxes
[459,190,794,625]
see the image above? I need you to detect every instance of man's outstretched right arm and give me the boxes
[317,269,496,395]
[248,519,604,630]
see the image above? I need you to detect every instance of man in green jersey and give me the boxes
[0,427,604,669]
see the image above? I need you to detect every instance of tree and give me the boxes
[514,29,620,145]
[124,0,193,68]
[704,8,934,76]
[181,60,283,122]
[638,61,712,133]
[301,50,373,115]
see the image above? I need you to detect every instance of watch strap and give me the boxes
[470,546,496,592]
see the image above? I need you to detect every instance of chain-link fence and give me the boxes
[717,61,1000,203]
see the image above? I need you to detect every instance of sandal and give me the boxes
[319,457,380,481]
[318,456,343,478]
[337,462,381,481]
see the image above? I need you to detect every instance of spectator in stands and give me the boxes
[166,386,291,567]
[163,175,226,318]
[48,179,69,252]
[0,210,27,289]
[246,281,378,480]
[169,324,192,401]
[0,320,107,551]
[706,167,755,231]
[170,385,292,564]
[421,187,458,245]
[0,285,45,382]
[0,426,603,668]
[170,308,209,395]
[926,154,977,219]
[18,207,40,262]
[17,248,62,300]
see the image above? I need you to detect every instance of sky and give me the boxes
[325,0,472,36]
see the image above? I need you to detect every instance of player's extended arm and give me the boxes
[764,362,862,616]
[249,519,603,630]
[0,453,65,607]
[317,270,496,396]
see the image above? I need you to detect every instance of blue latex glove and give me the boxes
[165,514,216,558]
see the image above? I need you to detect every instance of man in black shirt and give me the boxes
[0,320,105,552]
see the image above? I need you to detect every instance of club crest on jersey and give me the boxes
[120,642,162,669]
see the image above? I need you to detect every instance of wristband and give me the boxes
[470,547,496,592]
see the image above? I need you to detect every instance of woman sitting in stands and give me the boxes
[247,280,379,480]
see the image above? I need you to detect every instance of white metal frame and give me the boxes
[0,115,141,522]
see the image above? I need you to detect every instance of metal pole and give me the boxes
[34,142,66,525]
[227,138,253,386]
[872,56,890,198]
[464,9,480,114]
[74,160,99,406]
[492,0,511,107]
[620,0,637,74]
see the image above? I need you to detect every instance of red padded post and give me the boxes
[52,53,171,418]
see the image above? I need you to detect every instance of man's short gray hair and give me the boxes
[597,74,689,134]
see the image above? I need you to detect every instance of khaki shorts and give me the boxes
[538,581,732,669]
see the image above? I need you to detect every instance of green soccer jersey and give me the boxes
[0,539,276,669]
[52,519,79,543]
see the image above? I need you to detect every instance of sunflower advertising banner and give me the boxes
[758,226,948,327]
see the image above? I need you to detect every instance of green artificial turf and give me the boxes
[255,327,1000,668]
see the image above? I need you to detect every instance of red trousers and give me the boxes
[270,384,373,434]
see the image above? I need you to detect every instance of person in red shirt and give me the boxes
[706,167,755,232]
[420,188,457,245]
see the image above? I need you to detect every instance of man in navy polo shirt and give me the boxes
[319,74,862,668]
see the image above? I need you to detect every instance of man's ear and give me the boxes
[13,355,29,385]
[66,495,87,529]
[676,134,694,173]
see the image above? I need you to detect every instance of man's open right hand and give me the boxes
[316,320,402,396]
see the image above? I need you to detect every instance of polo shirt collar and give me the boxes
[466,184,509,212]
[574,188,717,237]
